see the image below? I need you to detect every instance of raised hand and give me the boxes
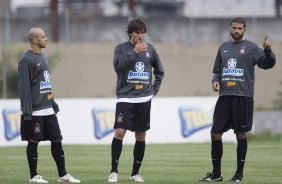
[263,35,271,50]
[134,39,148,54]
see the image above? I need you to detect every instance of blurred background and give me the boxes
[0,0,282,111]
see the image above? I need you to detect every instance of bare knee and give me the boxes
[135,131,146,141]
[236,132,247,140]
[211,133,222,141]
[114,128,126,140]
[29,139,39,143]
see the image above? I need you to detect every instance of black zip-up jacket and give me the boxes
[18,50,59,120]
[114,41,164,98]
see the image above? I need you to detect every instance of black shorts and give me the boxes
[211,96,254,134]
[114,101,151,132]
[20,114,63,141]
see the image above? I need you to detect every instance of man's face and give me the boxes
[230,22,245,41]
[129,30,145,45]
[36,30,48,48]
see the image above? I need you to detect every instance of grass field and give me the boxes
[0,138,281,184]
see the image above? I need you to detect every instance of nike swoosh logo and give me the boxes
[223,50,229,53]
[205,178,221,181]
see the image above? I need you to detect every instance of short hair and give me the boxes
[127,18,147,35]
[230,17,246,28]
[27,32,37,41]
[27,28,42,42]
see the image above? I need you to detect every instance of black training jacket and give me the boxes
[18,50,59,120]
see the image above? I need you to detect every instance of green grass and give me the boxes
[0,140,281,183]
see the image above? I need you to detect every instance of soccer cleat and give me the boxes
[198,172,223,182]
[228,173,243,182]
[108,172,118,182]
[29,175,48,183]
[129,175,144,182]
[58,173,81,183]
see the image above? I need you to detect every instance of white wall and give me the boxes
[0,97,236,146]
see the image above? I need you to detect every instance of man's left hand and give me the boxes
[263,35,271,50]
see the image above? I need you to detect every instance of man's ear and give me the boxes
[30,38,35,44]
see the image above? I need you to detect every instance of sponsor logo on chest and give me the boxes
[128,62,149,80]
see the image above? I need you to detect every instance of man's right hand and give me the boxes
[134,40,148,54]
[212,82,220,92]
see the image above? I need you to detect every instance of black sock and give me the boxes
[111,138,123,173]
[26,141,39,178]
[51,142,67,177]
[236,138,247,177]
[131,141,145,176]
[211,139,223,177]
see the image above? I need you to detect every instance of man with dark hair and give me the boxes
[108,18,164,182]
[18,27,80,183]
[199,17,276,182]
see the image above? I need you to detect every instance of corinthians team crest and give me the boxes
[34,123,41,133]
[145,51,150,58]
[117,113,123,123]
[240,46,246,54]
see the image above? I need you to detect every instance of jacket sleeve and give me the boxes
[152,47,164,96]
[113,45,137,74]
[255,47,276,69]
[18,57,33,120]
[212,48,222,83]
[52,98,60,113]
